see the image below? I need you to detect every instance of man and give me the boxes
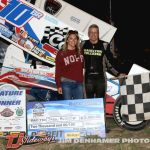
[82,24,123,98]
[82,24,124,132]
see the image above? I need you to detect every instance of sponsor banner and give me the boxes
[0,67,57,91]
[5,132,56,149]
[0,84,26,133]
[0,0,88,65]
[27,98,106,140]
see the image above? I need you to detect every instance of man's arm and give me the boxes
[103,54,119,77]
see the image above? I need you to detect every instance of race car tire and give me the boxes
[113,96,149,131]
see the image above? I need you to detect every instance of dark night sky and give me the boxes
[64,0,150,71]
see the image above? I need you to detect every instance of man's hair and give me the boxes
[88,24,99,33]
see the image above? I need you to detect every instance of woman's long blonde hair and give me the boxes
[62,30,81,55]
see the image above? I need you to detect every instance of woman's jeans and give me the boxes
[61,81,84,100]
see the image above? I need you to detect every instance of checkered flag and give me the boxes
[41,26,69,49]
[120,72,150,122]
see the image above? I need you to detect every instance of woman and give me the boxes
[55,30,84,100]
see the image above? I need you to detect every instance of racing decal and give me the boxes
[44,0,62,15]
[41,26,68,50]
[0,23,13,38]
[0,0,43,27]
[43,43,58,55]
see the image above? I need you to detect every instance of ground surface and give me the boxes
[0,118,149,150]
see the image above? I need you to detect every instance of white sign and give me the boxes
[0,84,26,133]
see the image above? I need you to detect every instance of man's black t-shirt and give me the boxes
[82,40,105,77]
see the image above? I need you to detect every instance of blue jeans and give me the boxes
[61,81,83,100]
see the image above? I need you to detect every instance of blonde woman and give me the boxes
[55,30,84,100]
